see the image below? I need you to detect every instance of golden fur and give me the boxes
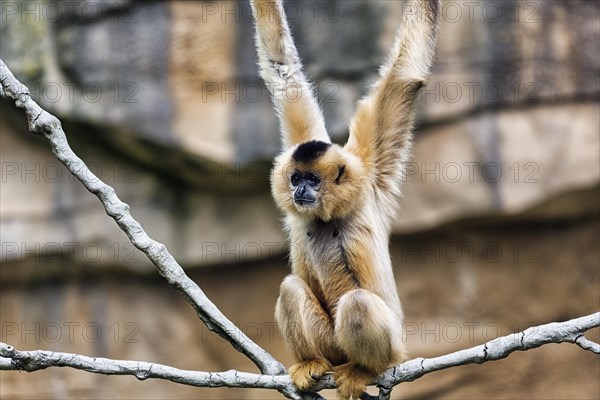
[251,1,440,398]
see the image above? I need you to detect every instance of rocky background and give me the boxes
[0,1,598,399]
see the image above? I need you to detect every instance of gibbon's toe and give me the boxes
[289,359,332,391]
[334,363,376,400]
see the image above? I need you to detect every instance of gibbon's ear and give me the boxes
[334,165,346,185]
[250,0,330,149]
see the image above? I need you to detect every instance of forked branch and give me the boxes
[0,59,285,377]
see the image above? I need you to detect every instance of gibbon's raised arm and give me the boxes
[346,0,439,210]
[251,0,330,149]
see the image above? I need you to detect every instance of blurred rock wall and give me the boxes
[1,218,598,399]
[1,0,598,268]
[1,1,599,400]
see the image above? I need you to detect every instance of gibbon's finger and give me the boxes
[250,0,330,148]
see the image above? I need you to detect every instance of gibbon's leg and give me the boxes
[250,0,330,148]
[275,275,343,390]
[334,289,404,399]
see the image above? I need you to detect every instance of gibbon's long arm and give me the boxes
[346,0,439,208]
[251,0,330,149]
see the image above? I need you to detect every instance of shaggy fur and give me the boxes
[251,1,440,398]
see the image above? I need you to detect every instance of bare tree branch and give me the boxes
[0,58,285,377]
[0,342,301,400]
[373,311,600,393]
[2,313,598,399]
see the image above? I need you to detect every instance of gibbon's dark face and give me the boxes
[290,170,321,206]
[290,140,329,208]
[271,140,366,221]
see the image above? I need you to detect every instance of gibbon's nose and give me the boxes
[295,184,307,198]
[294,183,315,206]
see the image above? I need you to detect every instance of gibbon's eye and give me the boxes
[305,173,320,187]
[291,172,301,187]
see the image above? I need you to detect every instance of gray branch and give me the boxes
[1,57,598,400]
[1,313,598,399]
[374,311,600,394]
[0,342,300,400]
[0,58,284,377]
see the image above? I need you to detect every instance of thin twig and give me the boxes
[574,335,600,354]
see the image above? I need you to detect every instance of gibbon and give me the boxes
[250,0,440,398]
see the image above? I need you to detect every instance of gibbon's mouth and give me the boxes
[294,197,316,207]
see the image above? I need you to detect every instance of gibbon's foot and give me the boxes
[289,359,332,391]
[333,363,377,400]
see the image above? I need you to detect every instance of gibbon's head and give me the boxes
[271,140,366,221]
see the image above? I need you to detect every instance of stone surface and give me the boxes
[1,218,598,399]
[0,3,599,397]
[1,0,599,266]
[395,103,600,232]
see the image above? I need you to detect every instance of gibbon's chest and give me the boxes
[301,219,360,287]
[306,220,343,259]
